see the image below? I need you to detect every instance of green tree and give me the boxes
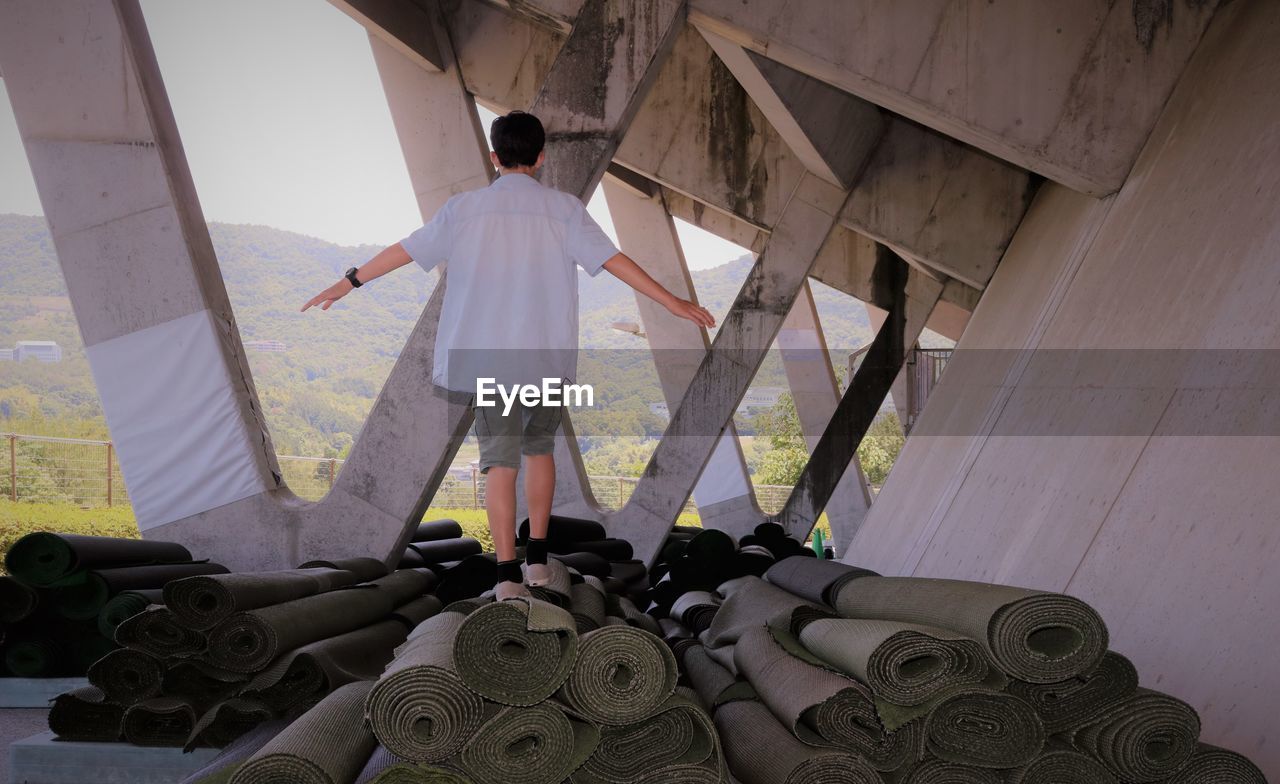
[857,410,905,485]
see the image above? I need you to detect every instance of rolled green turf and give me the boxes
[924,690,1044,768]
[179,718,291,784]
[355,747,474,784]
[188,698,276,750]
[163,661,250,710]
[831,575,1108,684]
[165,567,361,630]
[88,648,164,705]
[763,556,878,606]
[569,582,607,633]
[452,597,578,706]
[1073,688,1201,782]
[1006,650,1138,734]
[1166,743,1268,783]
[558,625,678,725]
[570,693,722,784]
[48,685,123,742]
[5,532,192,586]
[53,562,230,620]
[230,681,378,784]
[713,698,881,784]
[296,556,389,581]
[457,701,599,784]
[900,758,1004,784]
[0,575,39,622]
[97,588,163,638]
[4,633,63,676]
[366,612,486,763]
[1007,741,1118,784]
[123,697,199,747]
[115,606,207,658]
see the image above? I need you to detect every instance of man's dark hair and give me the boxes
[490,111,545,168]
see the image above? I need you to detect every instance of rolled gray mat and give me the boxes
[571,693,723,784]
[231,681,377,784]
[732,546,775,579]
[123,697,199,747]
[48,685,123,742]
[457,701,599,784]
[366,612,486,763]
[1166,743,1268,784]
[705,577,823,650]
[354,747,474,784]
[163,660,249,709]
[924,690,1044,768]
[188,698,276,750]
[569,582,607,633]
[0,575,38,622]
[1006,650,1138,734]
[671,591,721,634]
[53,562,230,621]
[1007,741,1117,784]
[831,575,1108,684]
[165,568,361,630]
[764,556,878,606]
[1073,688,1200,782]
[207,570,434,673]
[900,758,1003,784]
[297,557,390,581]
[659,617,692,641]
[713,698,881,784]
[412,520,465,543]
[98,588,164,638]
[559,625,678,725]
[244,618,414,712]
[179,718,292,784]
[526,558,573,604]
[732,626,918,772]
[452,597,578,706]
[679,644,742,711]
[88,648,164,705]
[615,596,662,637]
[115,606,207,658]
[410,538,483,564]
[391,596,445,629]
[5,532,192,586]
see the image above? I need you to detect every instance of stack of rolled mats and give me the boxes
[47,554,442,753]
[394,520,485,572]
[666,553,1266,783]
[0,532,229,678]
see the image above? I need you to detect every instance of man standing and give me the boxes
[304,111,713,600]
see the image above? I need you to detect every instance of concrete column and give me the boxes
[600,172,759,532]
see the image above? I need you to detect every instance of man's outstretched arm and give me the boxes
[301,242,415,312]
[602,252,716,329]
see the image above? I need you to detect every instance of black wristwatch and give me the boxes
[344,266,363,288]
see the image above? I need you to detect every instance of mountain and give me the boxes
[0,213,873,455]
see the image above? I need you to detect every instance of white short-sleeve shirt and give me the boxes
[399,172,619,392]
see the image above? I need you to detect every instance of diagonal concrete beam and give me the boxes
[328,0,444,71]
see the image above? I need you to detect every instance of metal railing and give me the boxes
[904,348,953,432]
[4,433,799,515]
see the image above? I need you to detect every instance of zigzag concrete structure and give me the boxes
[3,0,1279,771]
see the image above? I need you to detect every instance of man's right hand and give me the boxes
[301,279,354,312]
[666,297,716,329]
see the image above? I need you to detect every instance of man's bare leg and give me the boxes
[524,453,555,585]
[486,466,529,600]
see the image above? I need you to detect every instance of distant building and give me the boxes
[244,339,287,353]
[14,340,62,363]
[0,349,12,361]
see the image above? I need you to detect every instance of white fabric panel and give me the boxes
[85,309,269,531]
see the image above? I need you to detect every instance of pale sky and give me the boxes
[0,0,745,268]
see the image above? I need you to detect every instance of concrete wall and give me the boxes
[849,1,1280,771]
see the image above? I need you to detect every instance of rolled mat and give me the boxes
[123,697,199,747]
[452,597,578,706]
[679,645,740,711]
[163,661,250,709]
[1166,743,1268,784]
[187,698,276,750]
[436,554,497,605]
[1072,688,1200,782]
[165,568,361,630]
[671,591,721,634]
[410,537,482,564]
[0,575,38,622]
[48,685,123,742]
[713,698,881,784]
[685,529,737,564]
[1007,741,1118,784]
[297,557,389,582]
[355,747,474,784]
[764,556,877,606]
[1006,649,1138,734]
[230,681,377,784]
[705,576,823,650]
[569,582,607,633]
[244,618,414,712]
[98,588,164,638]
[206,570,434,673]
[552,538,634,562]
[558,625,678,725]
[900,758,1004,784]
[526,558,573,604]
[5,532,192,586]
[115,606,207,658]
[924,690,1044,768]
[571,693,722,784]
[413,519,465,543]
[398,548,427,570]
[732,626,917,771]
[457,701,599,784]
[392,595,445,629]
[831,575,1108,684]
[797,619,993,723]
[553,551,611,578]
[518,515,605,544]
[179,718,292,784]
[88,648,164,705]
[615,596,662,637]
[53,562,231,621]
[4,632,63,676]
[732,546,775,578]
[365,612,486,763]
[607,560,647,585]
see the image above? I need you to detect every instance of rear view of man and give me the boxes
[304,111,714,600]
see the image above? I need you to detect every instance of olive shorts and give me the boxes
[472,398,563,473]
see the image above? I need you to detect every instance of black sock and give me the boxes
[497,559,524,584]
[525,537,548,566]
